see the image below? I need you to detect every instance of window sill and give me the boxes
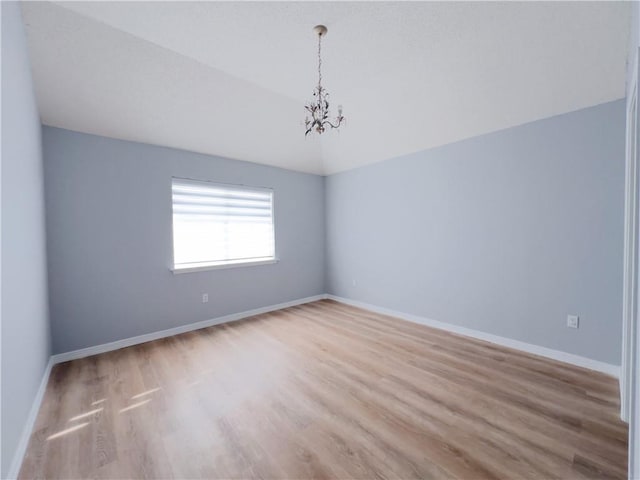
[171,258,278,274]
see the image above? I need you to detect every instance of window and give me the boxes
[171,178,276,272]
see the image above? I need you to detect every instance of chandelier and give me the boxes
[304,25,344,136]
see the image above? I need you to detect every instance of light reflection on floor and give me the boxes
[119,398,151,413]
[131,387,161,400]
[47,422,89,441]
[68,407,103,422]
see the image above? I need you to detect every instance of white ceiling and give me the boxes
[21,1,631,175]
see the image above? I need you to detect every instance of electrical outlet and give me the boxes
[202,293,209,303]
[352,279,357,287]
[567,315,579,329]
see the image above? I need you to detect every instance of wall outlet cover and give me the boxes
[567,315,579,329]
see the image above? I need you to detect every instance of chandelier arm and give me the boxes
[322,118,344,129]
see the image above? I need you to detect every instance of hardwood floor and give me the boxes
[19,300,627,479]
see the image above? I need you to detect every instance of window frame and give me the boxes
[170,177,278,274]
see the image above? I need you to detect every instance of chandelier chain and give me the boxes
[317,32,322,89]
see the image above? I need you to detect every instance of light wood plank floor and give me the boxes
[20,300,627,479]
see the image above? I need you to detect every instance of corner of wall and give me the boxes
[1,2,53,477]
[321,174,330,295]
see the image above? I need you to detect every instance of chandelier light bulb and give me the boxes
[304,25,345,136]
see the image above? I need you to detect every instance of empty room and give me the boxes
[2,1,640,479]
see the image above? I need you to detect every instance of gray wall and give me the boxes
[326,99,625,365]
[1,2,51,477]
[43,127,325,354]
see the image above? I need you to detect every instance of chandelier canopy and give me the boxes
[304,25,344,136]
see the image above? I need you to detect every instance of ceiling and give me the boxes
[21,1,631,175]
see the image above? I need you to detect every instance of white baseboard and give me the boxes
[52,292,621,375]
[52,294,326,364]
[9,292,620,478]
[7,357,54,480]
[620,376,627,422]
[326,295,620,378]
[8,295,325,477]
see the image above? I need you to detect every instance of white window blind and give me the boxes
[171,178,275,271]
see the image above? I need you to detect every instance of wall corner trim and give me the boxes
[326,295,621,378]
[7,358,55,480]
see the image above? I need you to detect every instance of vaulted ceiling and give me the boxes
[22,1,631,175]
